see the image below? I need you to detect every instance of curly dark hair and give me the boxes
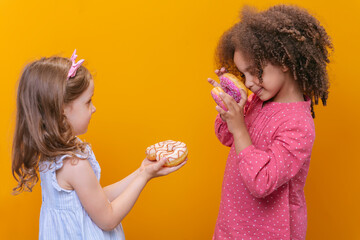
[215,4,333,118]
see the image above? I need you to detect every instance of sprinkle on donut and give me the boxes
[220,73,247,102]
[211,73,248,111]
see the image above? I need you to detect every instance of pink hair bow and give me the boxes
[67,49,85,79]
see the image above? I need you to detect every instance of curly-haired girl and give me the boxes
[207,4,332,240]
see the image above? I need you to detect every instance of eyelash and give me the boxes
[239,69,257,79]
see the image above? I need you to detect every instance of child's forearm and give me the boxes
[105,172,150,230]
[103,168,141,202]
[233,129,252,154]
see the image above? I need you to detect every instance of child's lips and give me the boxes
[253,88,262,96]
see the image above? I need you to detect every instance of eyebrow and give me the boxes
[239,65,256,73]
[87,93,93,100]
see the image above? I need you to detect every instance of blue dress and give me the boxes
[39,146,125,240]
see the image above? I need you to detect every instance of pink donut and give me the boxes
[219,73,247,103]
[211,87,228,111]
[211,73,248,111]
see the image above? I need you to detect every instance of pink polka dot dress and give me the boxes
[213,94,315,240]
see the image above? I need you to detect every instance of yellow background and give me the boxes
[1,0,359,239]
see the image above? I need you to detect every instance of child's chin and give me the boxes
[76,130,88,136]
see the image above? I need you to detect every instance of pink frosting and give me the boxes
[220,76,242,102]
[211,90,228,111]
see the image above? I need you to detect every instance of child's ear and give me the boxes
[281,65,289,72]
[63,104,72,117]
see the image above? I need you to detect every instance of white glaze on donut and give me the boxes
[146,140,187,165]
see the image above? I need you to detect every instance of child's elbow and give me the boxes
[216,133,233,147]
[96,217,121,232]
[248,185,274,199]
[99,221,119,232]
[250,189,269,198]
[244,175,278,198]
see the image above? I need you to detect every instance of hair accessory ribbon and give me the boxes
[67,49,85,79]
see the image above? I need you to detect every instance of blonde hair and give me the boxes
[12,56,92,194]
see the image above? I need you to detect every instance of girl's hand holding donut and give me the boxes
[139,157,187,181]
[208,67,228,88]
[208,67,227,121]
[215,89,248,137]
[215,67,228,77]
[208,67,247,121]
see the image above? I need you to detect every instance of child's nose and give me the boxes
[92,105,96,113]
[245,77,253,89]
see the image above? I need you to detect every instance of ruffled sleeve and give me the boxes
[51,155,73,192]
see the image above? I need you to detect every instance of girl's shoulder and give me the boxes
[245,94,314,130]
[39,144,100,192]
[39,154,72,173]
[40,143,95,172]
[60,144,98,174]
[260,95,313,116]
[269,99,315,136]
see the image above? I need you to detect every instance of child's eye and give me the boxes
[249,69,257,76]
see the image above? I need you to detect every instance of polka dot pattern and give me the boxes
[213,95,315,240]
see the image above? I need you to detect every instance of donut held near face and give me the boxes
[211,73,248,111]
[146,140,188,167]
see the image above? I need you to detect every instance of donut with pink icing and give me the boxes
[146,140,188,167]
[211,87,228,111]
[211,73,247,111]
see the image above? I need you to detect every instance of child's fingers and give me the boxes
[207,78,221,88]
[215,69,221,77]
[219,91,236,112]
[220,67,227,74]
[215,105,227,116]
[160,159,187,175]
[215,68,228,77]
[155,158,168,170]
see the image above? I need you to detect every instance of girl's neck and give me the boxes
[271,73,304,103]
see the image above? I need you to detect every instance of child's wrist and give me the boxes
[232,128,248,139]
[138,168,152,182]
